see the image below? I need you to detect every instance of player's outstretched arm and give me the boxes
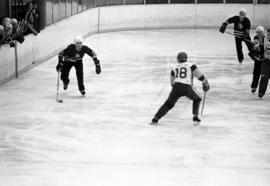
[220,16,237,34]
[58,45,78,62]
[84,46,101,74]
[56,44,78,72]
[219,21,228,34]
[95,60,101,74]
[192,65,210,92]
[56,50,65,72]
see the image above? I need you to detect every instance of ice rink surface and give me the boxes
[0,29,270,186]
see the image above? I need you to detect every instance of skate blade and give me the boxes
[193,121,200,126]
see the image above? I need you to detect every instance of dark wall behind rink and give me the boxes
[0,1,9,18]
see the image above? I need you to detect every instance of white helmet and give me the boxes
[239,9,247,16]
[2,17,11,23]
[256,26,265,34]
[11,18,18,25]
[0,25,4,31]
[74,36,83,44]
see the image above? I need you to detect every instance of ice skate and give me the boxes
[63,83,69,90]
[80,90,86,97]
[150,117,158,125]
[193,116,201,126]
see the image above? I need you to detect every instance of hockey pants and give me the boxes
[154,83,202,120]
[259,60,270,97]
[235,36,252,62]
[61,61,85,91]
[251,60,263,89]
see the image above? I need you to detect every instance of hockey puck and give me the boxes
[57,100,63,103]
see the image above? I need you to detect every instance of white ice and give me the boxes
[0,29,270,186]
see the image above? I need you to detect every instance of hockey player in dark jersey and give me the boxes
[151,52,210,126]
[249,26,265,93]
[56,36,101,96]
[258,29,270,99]
[219,9,253,63]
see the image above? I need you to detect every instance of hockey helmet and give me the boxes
[256,26,264,36]
[74,36,83,45]
[256,26,265,34]
[239,9,247,16]
[177,52,188,63]
[0,25,4,32]
[6,24,13,31]
[11,18,18,25]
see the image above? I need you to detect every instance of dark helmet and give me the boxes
[177,52,187,63]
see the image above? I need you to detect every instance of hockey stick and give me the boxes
[225,31,252,44]
[56,71,63,103]
[148,85,167,109]
[154,85,167,101]
[201,91,206,116]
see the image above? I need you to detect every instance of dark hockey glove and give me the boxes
[219,23,227,34]
[203,80,210,92]
[248,51,260,61]
[95,64,101,74]
[56,62,63,72]
[252,42,260,52]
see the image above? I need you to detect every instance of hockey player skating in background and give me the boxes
[56,36,101,96]
[219,9,253,63]
[249,26,265,93]
[258,29,270,99]
[151,52,210,126]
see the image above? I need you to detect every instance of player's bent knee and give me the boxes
[165,100,175,110]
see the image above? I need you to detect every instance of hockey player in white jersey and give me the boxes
[151,52,210,126]
[258,29,270,98]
